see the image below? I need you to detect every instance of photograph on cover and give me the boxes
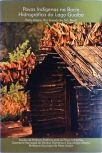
[0,22,102,138]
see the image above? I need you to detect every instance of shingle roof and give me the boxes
[54,45,102,90]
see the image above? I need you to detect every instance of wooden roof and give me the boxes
[37,46,102,90]
[54,45,102,90]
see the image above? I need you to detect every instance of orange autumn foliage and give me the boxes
[0,53,36,85]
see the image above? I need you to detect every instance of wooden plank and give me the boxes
[50,72,64,76]
[32,120,66,128]
[31,111,65,116]
[32,117,65,122]
[67,67,86,88]
[32,83,64,89]
[91,46,102,59]
[75,46,102,75]
[30,99,64,104]
[31,113,65,118]
[30,98,64,103]
[32,116,65,121]
[31,102,65,107]
[31,109,65,112]
[40,78,64,84]
[89,46,102,64]
[37,87,64,93]
[32,123,66,130]
[31,105,65,110]
[36,90,64,95]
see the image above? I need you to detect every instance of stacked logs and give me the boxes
[40,23,102,48]
[0,53,36,86]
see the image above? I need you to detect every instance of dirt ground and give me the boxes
[1,121,32,138]
[1,121,79,138]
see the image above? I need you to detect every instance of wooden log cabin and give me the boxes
[25,45,102,138]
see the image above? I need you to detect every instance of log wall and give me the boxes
[76,87,102,137]
[28,53,71,136]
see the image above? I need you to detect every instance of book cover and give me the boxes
[0,0,102,152]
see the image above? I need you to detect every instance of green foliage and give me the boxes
[1,86,7,94]
[8,82,23,95]
[9,40,31,62]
